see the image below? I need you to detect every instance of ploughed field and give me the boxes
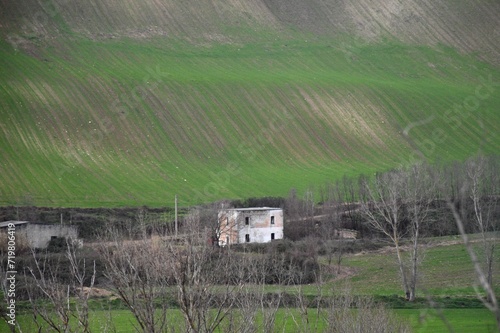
[0,0,499,206]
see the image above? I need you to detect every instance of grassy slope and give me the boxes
[0,0,499,207]
[340,240,500,297]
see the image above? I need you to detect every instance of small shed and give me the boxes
[0,221,79,249]
[217,207,283,246]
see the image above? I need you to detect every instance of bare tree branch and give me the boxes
[447,201,500,332]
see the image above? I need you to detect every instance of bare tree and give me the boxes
[359,170,411,299]
[169,209,240,333]
[98,223,172,333]
[66,241,97,333]
[437,154,500,331]
[284,189,310,240]
[465,155,499,296]
[284,266,322,333]
[285,188,311,223]
[23,239,98,333]
[315,208,347,275]
[222,253,278,333]
[338,175,363,234]
[448,202,500,332]
[303,189,315,222]
[321,227,339,268]
[360,164,434,301]
[403,163,435,301]
[197,201,230,246]
[333,239,348,276]
[285,188,301,222]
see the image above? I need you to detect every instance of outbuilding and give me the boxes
[0,221,79,249]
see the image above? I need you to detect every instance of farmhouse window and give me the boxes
[271,233,275,240]
[271,216,275,224]
[245,216,249,225]
[245,234,250,242]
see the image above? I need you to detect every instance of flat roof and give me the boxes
[223,207,282,211]
[0,221,29,228]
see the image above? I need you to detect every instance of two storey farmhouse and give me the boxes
[217,207,283,246]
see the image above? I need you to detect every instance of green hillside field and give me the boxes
[0,0,499,207]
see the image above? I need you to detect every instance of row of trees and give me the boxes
[1,211,410,333]
[282,154,499,328]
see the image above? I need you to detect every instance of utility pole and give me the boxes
[175,194,178,237]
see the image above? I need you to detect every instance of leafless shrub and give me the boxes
[97,223,172,333]
[22,239,99,333]
[325,289,411,333]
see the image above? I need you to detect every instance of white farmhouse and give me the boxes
[217,207,283,246]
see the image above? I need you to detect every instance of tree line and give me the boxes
[282,154,499,329]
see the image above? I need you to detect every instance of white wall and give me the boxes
[23,224,78,249]
[218,208,284,245]
[238,225,283,243]
[236,209,283,244]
